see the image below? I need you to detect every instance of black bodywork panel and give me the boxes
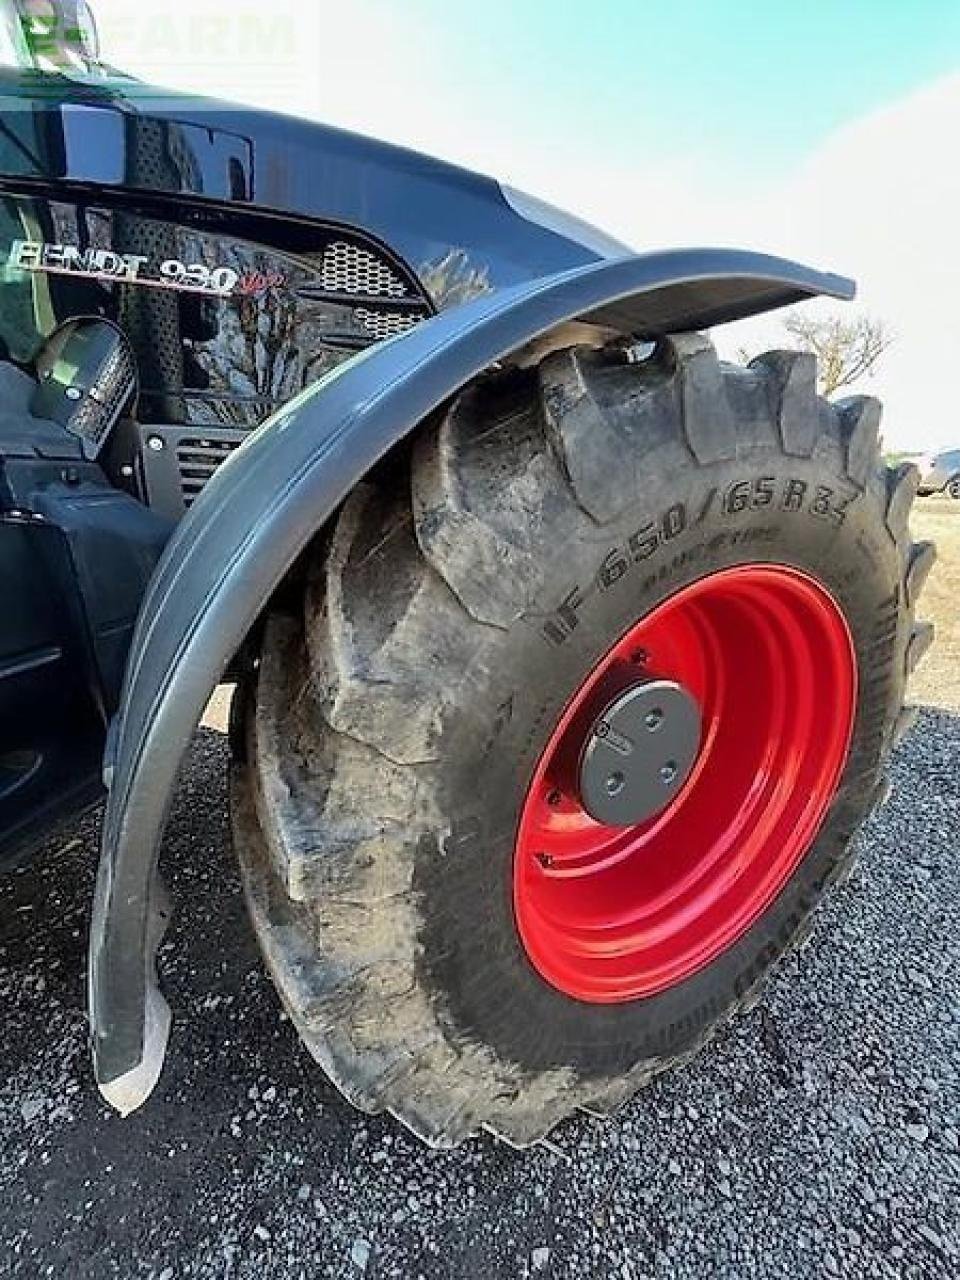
[0,513,103,857]
[0,68,607,299]
[0,387,171,861]
[0,65,616,519]
[0,190,436,517]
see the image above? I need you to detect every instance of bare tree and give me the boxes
[782,312,893,397]
[736,312,893,397]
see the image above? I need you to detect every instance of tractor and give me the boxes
[0,0,933,1146]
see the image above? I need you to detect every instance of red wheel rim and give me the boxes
[513,565,857,1003]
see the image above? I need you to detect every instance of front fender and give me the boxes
[89,248,854,1112]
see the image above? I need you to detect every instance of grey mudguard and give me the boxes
[88,248,855,1112]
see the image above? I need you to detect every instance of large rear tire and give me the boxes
[231,334,934,1147]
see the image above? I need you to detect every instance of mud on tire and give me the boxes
[231,334,933,1147]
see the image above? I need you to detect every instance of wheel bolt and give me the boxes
[660,761,678,785]
[547,789,562,807]
[645,708,664,731]
[535,851,553,868]
[605,772,625,797]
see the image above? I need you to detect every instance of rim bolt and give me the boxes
[546,789,562,807]
[605,772,626,796]
[645,708,664,731]
[535,851,554,868]
[660,761,678,785]
[631,648,648,664]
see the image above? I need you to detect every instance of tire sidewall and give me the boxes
[414,446,906,1078]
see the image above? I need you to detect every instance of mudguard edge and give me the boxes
[88,248,855,1109]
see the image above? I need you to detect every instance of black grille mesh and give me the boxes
[176,436,241,505]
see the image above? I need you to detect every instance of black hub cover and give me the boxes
[578,680,702,827]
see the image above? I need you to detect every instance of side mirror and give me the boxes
[32,317,137,460]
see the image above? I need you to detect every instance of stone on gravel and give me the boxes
[350,1239,371,1271]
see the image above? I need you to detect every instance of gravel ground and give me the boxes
[1,503,958,1278]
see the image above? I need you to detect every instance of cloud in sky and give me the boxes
[713,74,960,454]
[92,1,960,450]
[408,72,960,455]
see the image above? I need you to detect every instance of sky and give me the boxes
[89,0,960,451]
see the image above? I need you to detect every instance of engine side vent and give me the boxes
[319,241,408,298]
[176,436,241,506]
[353,308,422,342]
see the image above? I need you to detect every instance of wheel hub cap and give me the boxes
[578,680,701,827]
